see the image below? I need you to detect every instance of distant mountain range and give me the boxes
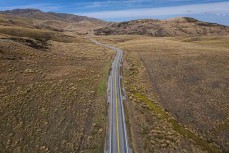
[1,9,229,37]
[0,9,104,23]
[0,9,107,34]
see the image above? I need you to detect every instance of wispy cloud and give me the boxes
[0,3,61,12]
[75,0,224,9]
[76,0,159,9]
[77,1,229,19]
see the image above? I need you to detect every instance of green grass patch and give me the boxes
[97,60,112,96]
[97,79,107,96]
[134,93,220,153]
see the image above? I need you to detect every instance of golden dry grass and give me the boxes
[0,29,113,152]
[97,35,229,153]
[0,25,76,42]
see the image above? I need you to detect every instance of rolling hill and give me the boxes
[0,8,114,153]
[94,17,229,37]
[0,9,107,34]
[2,9,229,37]
[1,9,104,23]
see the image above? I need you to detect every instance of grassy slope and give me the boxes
[0,18,114,152]
[96,35,229,153]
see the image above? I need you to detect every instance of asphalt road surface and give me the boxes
[91,40,131,153]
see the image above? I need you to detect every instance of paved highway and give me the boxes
[91,40,131,153]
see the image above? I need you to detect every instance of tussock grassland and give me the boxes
[0,26,75,43]
[0,27,114,152]
[173,36,229,48]
[96,35,229,153]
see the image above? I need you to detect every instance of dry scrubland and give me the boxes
[1,10,229,153]
[0,24,114,153]
[96,35,229,153]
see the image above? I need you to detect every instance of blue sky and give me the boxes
[0,0,229,25]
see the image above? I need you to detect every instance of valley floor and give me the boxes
[96,35,229,153]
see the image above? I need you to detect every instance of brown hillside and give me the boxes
[0,9,108,34]
[0,10,113,152]
[1,9,104,23]
[95,17,229,37]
